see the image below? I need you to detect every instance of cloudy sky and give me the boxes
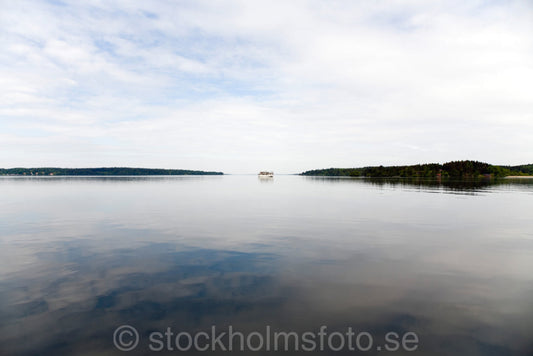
[1,0,532,173]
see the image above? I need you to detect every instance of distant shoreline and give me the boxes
[0,167,223,176]
[300,160,533,178]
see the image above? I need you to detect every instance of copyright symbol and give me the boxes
[113,325,139,351]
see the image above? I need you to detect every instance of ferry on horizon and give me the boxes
[258,171,274,177]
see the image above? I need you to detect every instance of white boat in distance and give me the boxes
[258,171,274,177]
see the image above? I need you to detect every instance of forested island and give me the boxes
[0,167,223,176]
[301,160,533,178]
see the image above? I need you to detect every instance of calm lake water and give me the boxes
[1,176,532,355]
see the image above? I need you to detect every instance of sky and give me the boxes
[1,0,532,174]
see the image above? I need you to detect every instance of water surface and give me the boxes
[1,176,532,355]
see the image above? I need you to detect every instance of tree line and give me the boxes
[0,167,223,176]
[301,161,533,178]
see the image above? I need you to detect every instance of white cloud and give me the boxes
[1,0,532,173]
